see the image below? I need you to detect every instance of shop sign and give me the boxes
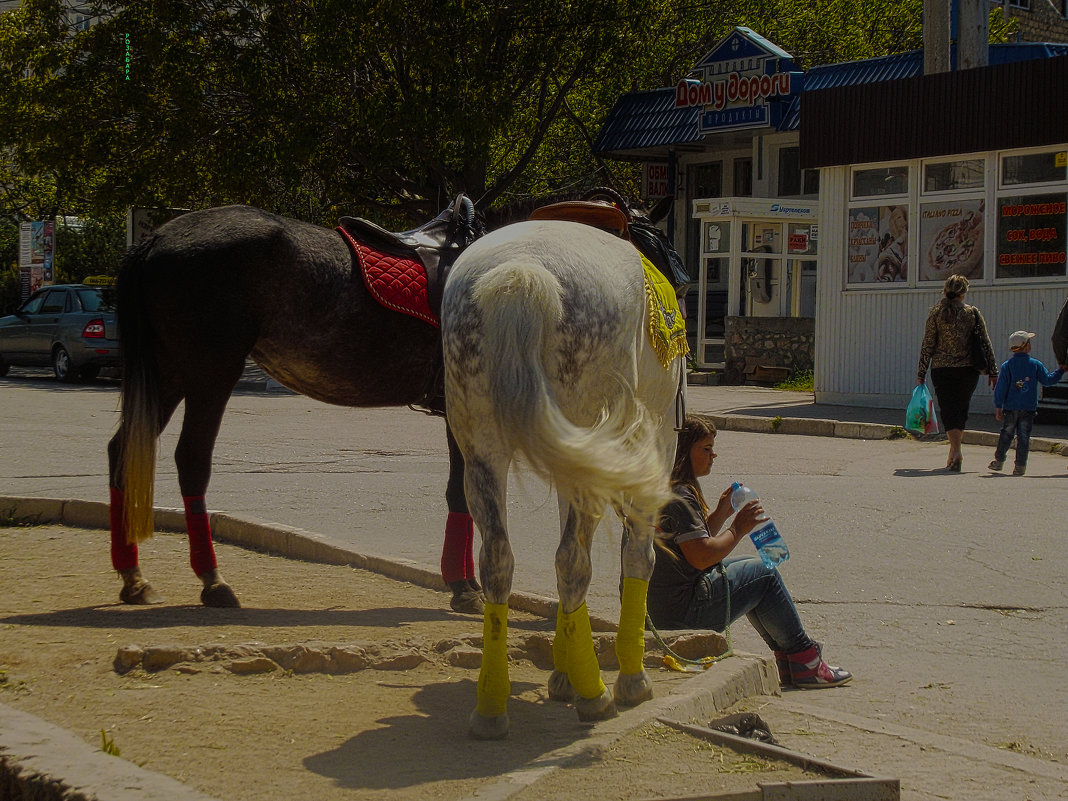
[644,163,670,199]
[918,200,985,282]
[847,205,908,284]
[674,27,802,134]
[996,194,1067,279]
[693,197,818,219]
[18,221,54,301]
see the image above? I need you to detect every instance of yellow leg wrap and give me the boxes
[552,604,568,673]
[476,603,510,719]
[616,577,649,675]
[560,603,605,700]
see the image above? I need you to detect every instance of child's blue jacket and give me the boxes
[993,353,1064,411]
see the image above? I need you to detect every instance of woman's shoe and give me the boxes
[947,457,962,472]
[787,645,852,689]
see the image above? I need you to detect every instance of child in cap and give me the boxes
[989,331,1065,476]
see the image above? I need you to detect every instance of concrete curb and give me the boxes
[0,497,586,631]
[0,703,225,801]
[709,413,1068,455]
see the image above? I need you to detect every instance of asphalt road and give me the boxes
[2,373,1066,799]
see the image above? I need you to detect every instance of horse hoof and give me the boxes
[547,669,577,703]
[119,581,163,605]
[468,709,509,740]
[201,582,241,608]
[575,687,617,722]
[450,589,485,615]
[613,670,653,707]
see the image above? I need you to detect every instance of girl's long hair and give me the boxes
[670,414,718,516]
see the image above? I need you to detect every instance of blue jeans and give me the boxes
[995,409,1036,466]
[681,555,814,654]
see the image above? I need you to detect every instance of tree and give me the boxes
[0,0,1016,227]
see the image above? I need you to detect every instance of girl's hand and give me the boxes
[714,486,734,518]
[733,500,766,539]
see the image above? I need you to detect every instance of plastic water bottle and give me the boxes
[730,482,790,570]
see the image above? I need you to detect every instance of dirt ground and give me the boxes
[0,523,841,801]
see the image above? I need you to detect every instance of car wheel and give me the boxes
[53,346,76,383]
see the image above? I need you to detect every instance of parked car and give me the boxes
[0,284,120,382]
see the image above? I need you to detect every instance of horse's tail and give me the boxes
[116,238,161,544]
[473,261,672,526]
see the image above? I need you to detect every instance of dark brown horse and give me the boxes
[107,200,484,610]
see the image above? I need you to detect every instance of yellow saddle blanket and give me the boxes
[642,255,689,369]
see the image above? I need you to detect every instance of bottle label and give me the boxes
[749,522,782,548]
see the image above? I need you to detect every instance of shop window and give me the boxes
[686,163,723,281]
[846,204,908,284]
[1001,150,1067,187]
[995,192,1067,280]
[777,147,820,197]
[918,199,985,282]
[852,166,909,198]
[734,158,753,196]
[924,159,984,192]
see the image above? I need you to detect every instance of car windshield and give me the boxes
[76,287,116,312]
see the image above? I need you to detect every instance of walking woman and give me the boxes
[648,414,852,689]
[916,274,998,471]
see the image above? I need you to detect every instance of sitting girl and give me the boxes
[648,414,852,689]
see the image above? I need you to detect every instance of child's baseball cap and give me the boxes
[1009,330,1036,351]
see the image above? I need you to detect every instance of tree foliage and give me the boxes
[0,0,1017,227]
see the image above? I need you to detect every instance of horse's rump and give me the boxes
[443,220,676,524]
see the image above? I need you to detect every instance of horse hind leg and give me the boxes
[464,456,513,740]
[174,378,243,608]
[613,514,655,708]
[441,423,483,614]
[106,392,182,605]
[552,504,616,722]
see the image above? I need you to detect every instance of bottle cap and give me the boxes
[730,481,741,491]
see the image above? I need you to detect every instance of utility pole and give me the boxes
[924,0,951,74]
[957,0,990,69]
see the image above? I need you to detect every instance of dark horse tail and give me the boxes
[116,238,162,544]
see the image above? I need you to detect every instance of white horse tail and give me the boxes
[472,261,672,526]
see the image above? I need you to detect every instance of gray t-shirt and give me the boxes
[648,483,714,628]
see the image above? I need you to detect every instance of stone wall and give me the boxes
[1000,1,1068,43]
[722,316,814,385]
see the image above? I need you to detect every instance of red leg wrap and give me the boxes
[109,487,138,571]
[441,512,474,584]
[183,496,218,576]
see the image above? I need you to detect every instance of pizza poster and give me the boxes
[919,199,984,282]
[847,205,907,283]
[996,193,1067,279]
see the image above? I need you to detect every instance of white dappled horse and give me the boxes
[441,219,686,739]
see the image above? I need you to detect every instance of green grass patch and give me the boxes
[100,729,121,757]
[772,369,813,392]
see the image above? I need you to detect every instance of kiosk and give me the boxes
[691,197,819,369]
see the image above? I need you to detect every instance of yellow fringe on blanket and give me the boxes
[642,254,689,369]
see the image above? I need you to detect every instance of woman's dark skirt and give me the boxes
[930,366,980,431]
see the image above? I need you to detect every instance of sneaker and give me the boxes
[786,645,853,689]
[1012,464,1026,476]
[988,459,1004,471]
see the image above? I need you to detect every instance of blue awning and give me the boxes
[594,43,1068,158]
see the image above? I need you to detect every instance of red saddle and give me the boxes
[337,226,437,327]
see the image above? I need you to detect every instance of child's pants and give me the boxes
[994,409,1036,467]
